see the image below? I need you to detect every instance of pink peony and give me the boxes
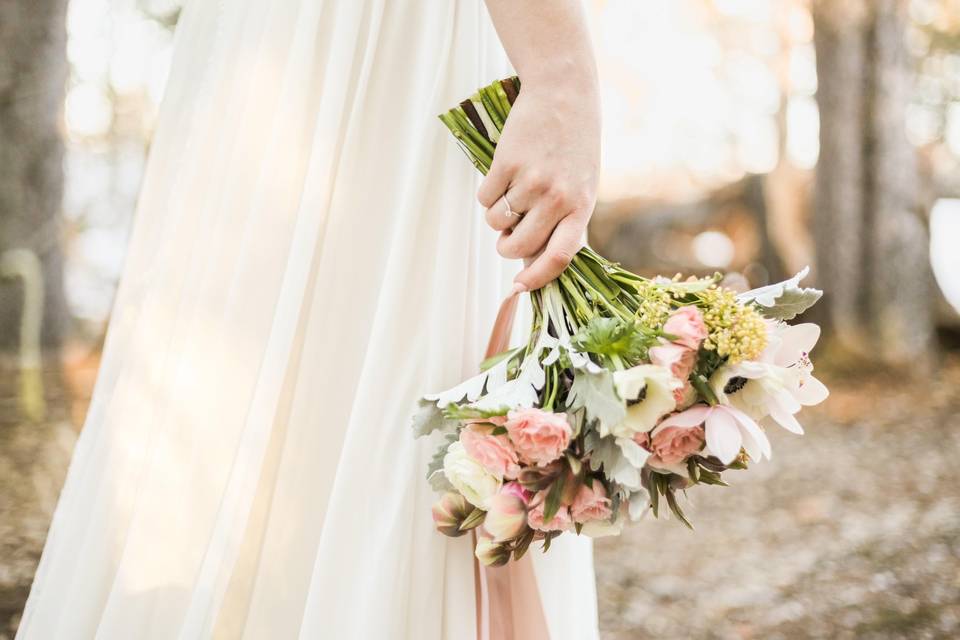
[662,306,708,350]
[460,423,520,479]
[648,424,706,466]
[570,482,613,523]
[527,495,573,532]
[504,408,572,466]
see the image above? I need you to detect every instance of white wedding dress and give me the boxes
[17,1,599,638]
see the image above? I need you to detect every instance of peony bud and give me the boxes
[474,537,511,567]
[484,487,529,542]
[431,492,472,537]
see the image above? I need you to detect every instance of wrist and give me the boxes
[516,56,599,97]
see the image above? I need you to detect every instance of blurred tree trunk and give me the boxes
[813,0,934,366]
[0,0,69,354]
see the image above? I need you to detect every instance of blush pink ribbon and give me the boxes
[473,287,551,640]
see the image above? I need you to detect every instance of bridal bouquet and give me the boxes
[413,78,829,566]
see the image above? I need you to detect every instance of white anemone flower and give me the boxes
[657,404,772,465]
[709,322,829,435]
[608,365,681,439]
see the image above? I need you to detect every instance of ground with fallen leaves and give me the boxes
[595,355,960,639]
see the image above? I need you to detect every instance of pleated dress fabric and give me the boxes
[17,1,599,638]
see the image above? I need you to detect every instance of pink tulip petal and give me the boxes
[796,375,829,406]
[775,323,821,366]
[657,405,711,429]
[705,410,742,464]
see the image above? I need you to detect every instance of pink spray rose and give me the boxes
[648,424,706,466]
[460,423,520,479]
[526,493,573,532]
[570,482,613,524]
[651,306,707,404]
[662,305,708,350]
[504,408,572,467]
[483,482,531,542]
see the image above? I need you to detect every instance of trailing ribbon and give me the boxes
[473,288,550,640]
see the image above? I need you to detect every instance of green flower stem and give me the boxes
[565,266,631,322]
[571,254,619,300]
[608,353,625,371]
[557,272,594,323]
[691,374,719,406]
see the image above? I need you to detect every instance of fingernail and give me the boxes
[511,282,528,295]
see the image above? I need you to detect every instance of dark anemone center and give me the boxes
[626,386,648,406]
[724,376,748,394]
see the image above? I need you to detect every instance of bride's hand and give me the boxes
[476,78,601,292]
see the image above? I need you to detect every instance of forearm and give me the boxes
[483,0,599,94]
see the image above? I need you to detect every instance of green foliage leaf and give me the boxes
[572,317,654,360]
[566,364,626,434]
[480,347,522,372]
[542,473,567,523]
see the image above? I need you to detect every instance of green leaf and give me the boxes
[565,452,583,476]
[757,288,823,320]
[512,528,536,560]
[442,405,507,421]
[572,317,654,360]
[566,364,626,434]
[737,267,822,320]
[426,432,458,492]
[587,435,642,490]
[458,507,486,532]
[542,473,567,524]
[480,347,522,372]
[412,398,458,438]
[665,489,694,530]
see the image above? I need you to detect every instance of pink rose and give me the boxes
[505,408,572,466]
[649,424,706,465]
[662,306,707,350]
[570,482,612,523]
[460,423,520,479]
[526,493,573,532]
[649,342,698,382]
[633,431,652,450]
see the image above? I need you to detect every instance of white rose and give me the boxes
[443,441,501,509]
[609,365,680,438]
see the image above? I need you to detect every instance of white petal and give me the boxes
[796,375,829,406]
[657,405,711,429]
[769,405,804,434]
[705,410,742,464]
[725,406,772,460]
[775,323,821,366]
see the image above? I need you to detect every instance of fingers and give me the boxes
[513,214,587,291]
[477,156,515,209]
[484,184,535,232]
[496,203,557,259]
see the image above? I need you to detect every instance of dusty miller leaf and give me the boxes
[426,432,458,492]
[588,435,642,490]
[566,363,626,433]
[737,266,823,320]
[412,398,458,438]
